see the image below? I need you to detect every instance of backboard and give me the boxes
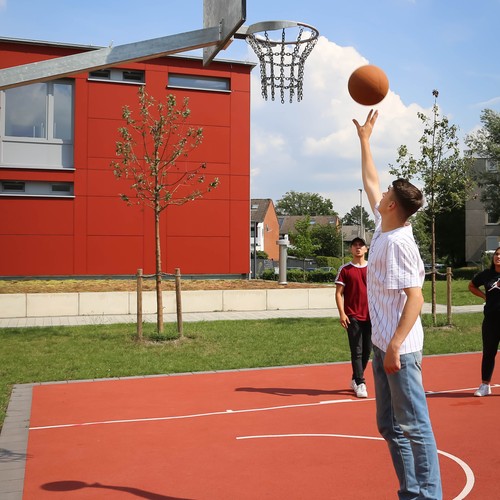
[203,0,246,66]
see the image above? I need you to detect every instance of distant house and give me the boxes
[465,158,500,265]
[278,216,373,249]
[341,225,373,247]
[278,215,339,241]
[250,199,279,260]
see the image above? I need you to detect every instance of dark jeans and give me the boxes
[346,317,372,385]
[481,314,500,382]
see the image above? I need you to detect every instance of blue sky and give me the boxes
[1,0,499,216]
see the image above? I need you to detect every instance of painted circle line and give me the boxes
[237,433,474,500]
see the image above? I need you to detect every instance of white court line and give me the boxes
[29,386,478,498]
[29,397,371,430]
[30,383,497,431]
[426,383,500,395]
[237,433,475,500]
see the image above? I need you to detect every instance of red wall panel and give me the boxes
[166,199,229,237]
[87,118,125,159]
[0,40,252,277]
[87,83,143,119]
[188,125,231,164]
[0,235,74,275]
[164,236,231,274]
[0,199,73,234]
[86,197,144,235]
[86,236,143,275]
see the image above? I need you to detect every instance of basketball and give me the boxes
[348,65,389,106]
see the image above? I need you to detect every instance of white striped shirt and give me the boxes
[368,207,425,354]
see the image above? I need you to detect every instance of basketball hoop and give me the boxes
[245,21,319,103]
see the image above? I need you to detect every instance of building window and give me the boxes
[486,159,498,172]
[1,80,74,169]
[486,236,500,251]
[0,180,74,197]
[1,181,25,192]
[168,73,230,92]
[4,81,73,140]
[88,68,145,84]
[486,210,499,224]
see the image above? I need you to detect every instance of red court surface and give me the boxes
[22,353,499,499]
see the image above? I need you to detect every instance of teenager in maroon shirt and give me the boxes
[335,237,372,398]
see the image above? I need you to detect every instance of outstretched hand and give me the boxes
[353,109,378,140]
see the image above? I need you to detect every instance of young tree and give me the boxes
[311,222,342,257]
[289,216,319,276]
[465,109,500,221]
[389,90,474,323]
[275,191,336,216]
[112,87,219,334]
[410,210,432,265]
[342,205,375,231]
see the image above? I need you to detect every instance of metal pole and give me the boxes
[359,188,363,239]
[277,239,289,285]
[340,219,344,264]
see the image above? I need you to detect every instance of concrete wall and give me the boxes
[0,288,336,319]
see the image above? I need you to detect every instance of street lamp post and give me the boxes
[359,188,363,239]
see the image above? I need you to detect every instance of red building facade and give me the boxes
[0,38,252,277]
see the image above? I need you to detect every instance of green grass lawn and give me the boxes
[0,312,483,428]
[422,278,483,306]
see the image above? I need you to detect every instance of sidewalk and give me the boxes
[0,303,484,328]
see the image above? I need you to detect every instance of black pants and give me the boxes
[481,314,500,382]
[346,317,372,385]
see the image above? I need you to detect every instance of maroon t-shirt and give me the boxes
[335,262,369,321]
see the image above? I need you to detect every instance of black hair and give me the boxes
[490,246,500,271]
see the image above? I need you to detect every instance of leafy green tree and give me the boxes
[465,109,500,221]
[289,216,319,275]
[342,205,375,230]
[411,206,465,268]
[276,191,336,216]
[389,90,474,323]
[411,210,432,265]
[112,87,219,334]
[311,222,342,257]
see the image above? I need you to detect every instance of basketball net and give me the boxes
[246,21,319,103]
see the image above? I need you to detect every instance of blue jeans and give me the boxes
[372,346,442,500]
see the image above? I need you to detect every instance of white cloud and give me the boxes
[249,35,427,216]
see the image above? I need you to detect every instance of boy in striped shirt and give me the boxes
[353,110,442,500]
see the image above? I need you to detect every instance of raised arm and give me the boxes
[353,110,382,213]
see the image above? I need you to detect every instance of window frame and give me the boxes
[88,68,145,84]
[0,79,74,170]
[167,73,231,93]
[0,180,74,198]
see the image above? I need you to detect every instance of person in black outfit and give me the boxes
[468,246,500,396]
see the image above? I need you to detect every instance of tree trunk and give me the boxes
[175,268,183,337]
[431,214,436,326]
[136,268,143,340]
[155,210,164,333]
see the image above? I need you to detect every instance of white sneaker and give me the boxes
[351,379,358,392]
[474,383,491,397]
[355,383,368,398]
